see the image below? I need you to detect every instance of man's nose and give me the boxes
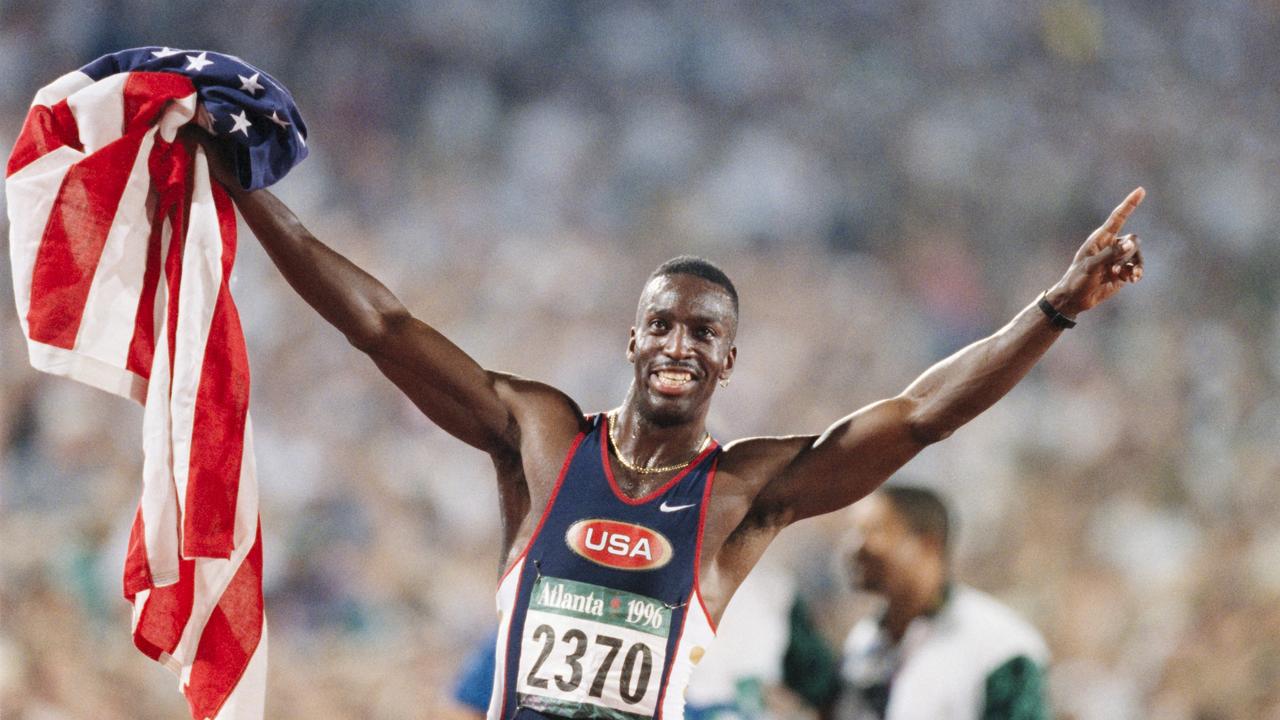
[662,326,694,357]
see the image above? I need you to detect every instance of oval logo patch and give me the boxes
[565,519,674,571]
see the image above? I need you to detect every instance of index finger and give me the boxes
[1098,186,1146,237]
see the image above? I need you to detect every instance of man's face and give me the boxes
[844,495,928,596]
[627,273,737,427]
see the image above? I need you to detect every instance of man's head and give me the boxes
[626,256,738,427]
[845,486,951,598]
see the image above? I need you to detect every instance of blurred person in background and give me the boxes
[820,486,1048,720]
[447,629,499,719]
[682,564,797,719]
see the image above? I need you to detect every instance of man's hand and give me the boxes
[178,125,241,192]
[1046,187,1146,317]
[745,188,1150,523]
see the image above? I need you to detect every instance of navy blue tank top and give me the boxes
[491,413,721,720]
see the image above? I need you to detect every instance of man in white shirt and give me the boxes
[832,486,1048,720]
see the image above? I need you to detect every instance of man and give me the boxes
[831,486,1048,719]
[198,133,1143,720]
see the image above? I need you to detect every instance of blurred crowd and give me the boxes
[3,1,1279,718]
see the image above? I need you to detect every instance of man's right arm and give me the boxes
[223,182,517,453]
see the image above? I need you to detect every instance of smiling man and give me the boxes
[199,130,1143,720]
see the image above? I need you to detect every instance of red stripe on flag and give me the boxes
[121,72,196,135]
[124,133,190,379]
[185,523,265,720]
[25,131,147,348]
[125,196,166,378]
[183,181,247,557]
[160,143,195,373]
[132,556,197,660]
[124,506,154,599]
[6,99,83,177]
[25,72,198,351]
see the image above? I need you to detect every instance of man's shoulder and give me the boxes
[492,373,590,430]
[877,588,1048,711]
[943,585,1049,665]
[717,434,818,480]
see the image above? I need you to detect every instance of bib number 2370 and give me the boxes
[516,577,672,718]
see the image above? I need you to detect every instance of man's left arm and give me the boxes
[753,188,1146,523]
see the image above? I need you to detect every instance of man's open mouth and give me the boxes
[650,367,698,395]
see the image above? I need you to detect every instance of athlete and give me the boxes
[195,131,1144,720]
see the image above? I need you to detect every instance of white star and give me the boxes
[267,111,290,128]
[185,51,214,73]
[152,47,183,59]
[238,72,264,95]
[228,110,253,136]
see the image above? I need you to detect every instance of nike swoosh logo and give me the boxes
[659,501,697,513]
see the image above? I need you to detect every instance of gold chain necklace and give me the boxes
[607,410,711,475]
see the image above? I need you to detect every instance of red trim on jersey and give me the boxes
[498,428,588,585]
[600,412,720,505]
[654,454,720,717]
[692,456,720,634]
[496,426,587,720]
[499,422,588,712]
[653,587,697,719]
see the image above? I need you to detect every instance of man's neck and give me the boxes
[882,573,947,642]
[612,393,709,471]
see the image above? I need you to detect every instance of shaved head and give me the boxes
[648,256,738,320]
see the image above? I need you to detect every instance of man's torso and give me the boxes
[490,414,728,719]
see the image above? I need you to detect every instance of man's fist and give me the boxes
[178,124,241,192]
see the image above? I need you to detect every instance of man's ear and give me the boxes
[626,327,637,363]
[719,345,737,381]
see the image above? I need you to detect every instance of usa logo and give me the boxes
[565,519,674,571]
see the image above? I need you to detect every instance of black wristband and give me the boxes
[1037,293,1076,329]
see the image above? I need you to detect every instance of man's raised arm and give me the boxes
[206,144,517,454]
[751,188,1146,523]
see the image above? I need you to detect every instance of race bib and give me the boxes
[516,576,672,719]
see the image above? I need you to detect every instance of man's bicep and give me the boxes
[365,312,521,435]
[764,396,927,523]
[372,356,514,452]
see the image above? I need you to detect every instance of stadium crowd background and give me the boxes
[2,1,1279,718]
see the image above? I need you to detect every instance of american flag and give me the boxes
[7,47,308,719]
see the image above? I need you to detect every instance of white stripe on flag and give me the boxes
[141,248,181,586]
[168,145,225,533]
[31,69,95,107]
[64,73,128,153]
[73,125,160,369]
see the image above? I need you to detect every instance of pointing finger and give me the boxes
[1099,187,1146,237]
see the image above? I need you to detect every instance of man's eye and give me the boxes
[696,327,715,339]
[649,320,667,331]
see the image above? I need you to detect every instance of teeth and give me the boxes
[657,370,692,384]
